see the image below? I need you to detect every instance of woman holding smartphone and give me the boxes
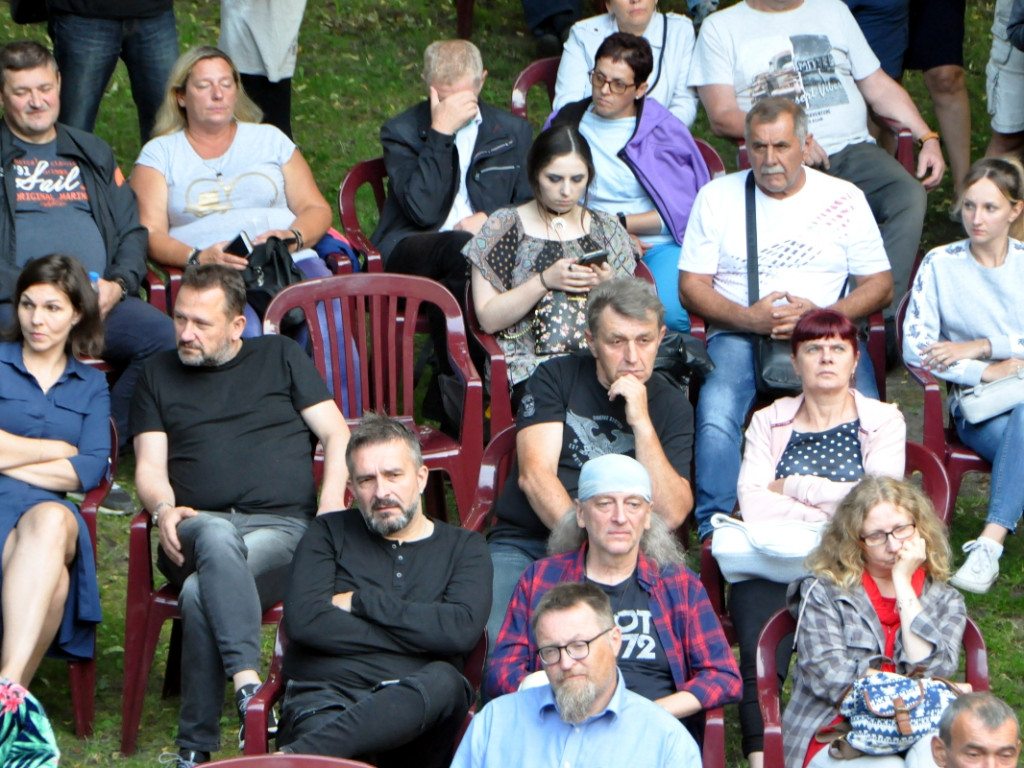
[463,125,636,409]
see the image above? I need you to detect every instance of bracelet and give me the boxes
[187,247,201,267]
[539,270,552,291]
[290,228,305,250]
[152,501,173,524]
[916,130,940,149]
[896,597,918,612]
[617,211,628,229]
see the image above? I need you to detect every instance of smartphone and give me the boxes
[224,231,254,257]
[578,249,609,268]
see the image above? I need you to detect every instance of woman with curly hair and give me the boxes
[782,477,965,768]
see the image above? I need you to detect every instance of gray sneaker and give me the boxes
[157,749,209,767]
[950,538,1003,594]
[99,483,137,516]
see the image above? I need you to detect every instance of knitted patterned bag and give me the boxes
[838,672,962,755]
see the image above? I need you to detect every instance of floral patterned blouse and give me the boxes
[463,207,636,387]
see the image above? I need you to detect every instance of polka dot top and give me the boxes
[775,419,864,482]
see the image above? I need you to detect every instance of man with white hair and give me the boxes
[453,582,701,768]
[488,454,739,741]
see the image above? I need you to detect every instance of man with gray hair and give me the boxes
[678,97,893,541]
[484,277,694,663]
[488,454,740,741]
[932,693,1021,768]
[277,413,492,766]
[453,582,701,768]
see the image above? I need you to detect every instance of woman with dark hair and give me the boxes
[130,46,333,337]
[784,477,964,768]
[0,254,109,686]
[726,309,905,768]
[903,157,1024,594]
[463,124,636,407]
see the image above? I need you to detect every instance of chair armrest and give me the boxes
[902,363,947,459]
[702,706,726,768]
[243,670,287,755]
[875,116,915,173]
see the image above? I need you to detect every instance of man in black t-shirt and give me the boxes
[277,414,491,766]
[484,277,695,664]
[131,265,350,768]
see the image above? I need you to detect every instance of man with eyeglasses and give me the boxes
[452,582,700,768]
[487,454,739,743]
[549,31,710,334]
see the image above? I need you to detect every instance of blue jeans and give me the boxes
[952,400,1024,533]
[48,10,179,143]
[158,510,309,753]
[641,242,690,333]
[693,332,879,540]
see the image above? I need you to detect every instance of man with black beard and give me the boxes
[132,264,350,767]
[451,582,700,768]
[277,414,492,767]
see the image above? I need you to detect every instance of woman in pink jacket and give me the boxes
[727,309,905,768]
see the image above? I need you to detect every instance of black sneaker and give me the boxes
[100,483,137,516]
[157,749,209,767]
[236,682,277,750]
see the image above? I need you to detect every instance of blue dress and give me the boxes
[0,342,109,660]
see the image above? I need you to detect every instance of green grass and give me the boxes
[1,0,1021,765]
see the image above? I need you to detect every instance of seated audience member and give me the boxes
[903,158,1024,594]
[372,40,533,422]
[131,265,350,767]
[932,693,1022,768]
[277,414,491,765]
[488,454,740,740]
[0,256,109,691]
[0,40,175,458]
[130,46,333,337]
[784,477,964,768]
[688,0,943,327]
[484,277,693,660]
[986,0,1024,158]
[453,582,701,768]
[550,33,709,333]
[678,97,893,541]
[553,0,699,126]
[464,124,636,410]
[731,309,905,767]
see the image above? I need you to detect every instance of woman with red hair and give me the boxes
[725,309,906,768]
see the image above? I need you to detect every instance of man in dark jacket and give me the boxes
[0,40,175,455]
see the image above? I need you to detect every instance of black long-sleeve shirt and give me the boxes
[283,510,492,690]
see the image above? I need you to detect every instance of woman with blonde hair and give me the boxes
[782,477,965,768]
[131,46,332,336]
[903,157,1024,593]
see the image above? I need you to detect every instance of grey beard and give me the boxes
[555,679,598,725]
[361,503,415,536]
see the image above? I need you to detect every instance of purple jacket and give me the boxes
[550,97,711,244]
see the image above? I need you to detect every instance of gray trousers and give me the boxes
[157,510,309,753]
[825,141,928,317]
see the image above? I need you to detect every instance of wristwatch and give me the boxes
[151,501,173,525]
[187,247,201,267]
[113,276,129,301]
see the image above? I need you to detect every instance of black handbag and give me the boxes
[654,331,714,391]
[745,174,803,396]
[242,236,305,332]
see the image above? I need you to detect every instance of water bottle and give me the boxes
[89,271,100,293]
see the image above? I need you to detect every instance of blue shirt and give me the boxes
[451,670,701,768]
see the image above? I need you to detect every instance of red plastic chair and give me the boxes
[243,621,487,757]
[337,158,387,273]
[695,138,727,180]
[465,287,514,438]
[463,427,518,533]
[59,416,117,738]
[699,440,953,649]
[510,56,561,123]
[209,755,376,767]
[896,293,992,504]
[757,609,988,767]
[263,274,484,526]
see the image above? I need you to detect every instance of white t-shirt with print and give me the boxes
[688,0,880,155]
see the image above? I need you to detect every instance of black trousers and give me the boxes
[728,579,794,757]
[277,661,472,768]
[240,73,293,139]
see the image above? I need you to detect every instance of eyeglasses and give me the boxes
[589,70,636,95]
[537,626,615,665]
[860,523,916,547]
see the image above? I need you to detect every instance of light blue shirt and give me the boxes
[451,670,701,768]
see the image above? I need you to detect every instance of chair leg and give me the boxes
[68,658,95,738]
[121,611,169,755]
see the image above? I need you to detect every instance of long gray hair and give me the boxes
[547,509,687,569]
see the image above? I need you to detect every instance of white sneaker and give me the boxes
[950,538,1003,594]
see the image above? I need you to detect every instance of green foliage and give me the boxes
[0,0,1018,765]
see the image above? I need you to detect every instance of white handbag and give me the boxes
[709,513,824,584]
[957,368,1024,424]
